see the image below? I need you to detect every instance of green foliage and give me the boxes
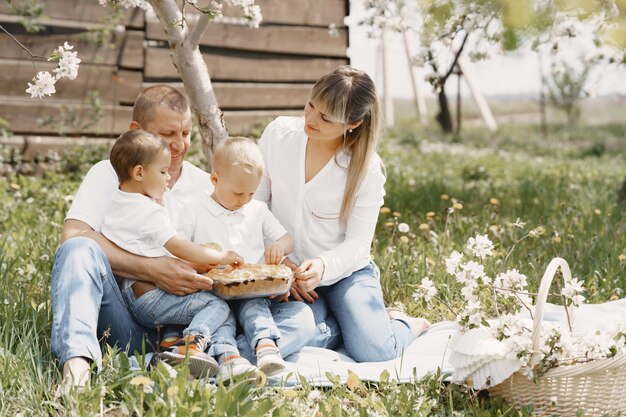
[0,121,625,415]
[37,90,105,136]
[6,0,46,33]
[545,59,591,126]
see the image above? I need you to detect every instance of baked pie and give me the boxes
[206,263,293,300]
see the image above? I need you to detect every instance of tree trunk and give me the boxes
[149,0,228,169]
[436,83,453,134]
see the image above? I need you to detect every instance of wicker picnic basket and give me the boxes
[488,258,626,417]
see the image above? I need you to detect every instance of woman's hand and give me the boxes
[291,258,324,303]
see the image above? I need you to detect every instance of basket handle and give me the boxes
[530,257,575,365]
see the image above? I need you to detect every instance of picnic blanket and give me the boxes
[271,297,626,386]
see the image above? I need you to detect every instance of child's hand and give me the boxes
[264,243,284,265]
[221,250,243,267]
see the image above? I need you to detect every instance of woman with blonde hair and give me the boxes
[254,65,429,362]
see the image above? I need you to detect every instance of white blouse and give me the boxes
[256,116,385,286]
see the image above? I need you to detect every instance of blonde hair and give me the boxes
[132,85,189,127]
[110,130,170,183]
[309,65,383,225]
[213,136,264,178]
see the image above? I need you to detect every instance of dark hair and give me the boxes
[110,130,170,183]
[132,85,190,127]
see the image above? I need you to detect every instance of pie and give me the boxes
[206,263,293,300]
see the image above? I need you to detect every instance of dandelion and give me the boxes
[594,208,602,215]
[399,236,409,244]
[466,234,494,259]
[489,198,499,206]
[619,254,626,263]
[393,211,401,217]
[552,235,562,243]
[418,223,429,231]
[380,207,391,214]
[129,375,154,394]
[398,223,410,233]
[426,211,435,219]
[452,202,463,210]
[440,194,450,200]
[384,221,394,228]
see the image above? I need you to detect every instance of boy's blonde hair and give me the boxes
[110,130,170,183]
[213,137,264,178]
[132,85,189,126]
[309,65,383,226]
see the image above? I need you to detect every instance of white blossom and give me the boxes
[52,43,81,80]
[445,251,463,275]
[561,277,585,307]
[413,277,437,302]
[466,234,494,259]
[398,223,410,233]
[26,71,57,99]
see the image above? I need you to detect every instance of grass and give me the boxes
[0,119,625,416]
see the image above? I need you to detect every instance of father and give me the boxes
[51,85,313,388]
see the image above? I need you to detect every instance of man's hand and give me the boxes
[264,243,285,265]
[146,257,214,296]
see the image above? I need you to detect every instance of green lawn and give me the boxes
[0,121,625,416]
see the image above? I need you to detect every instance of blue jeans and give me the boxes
[236,299,315,363]
[51,237,315,368]
[121,286,230,341]
[307,262,415,362]
[233,298,280,350]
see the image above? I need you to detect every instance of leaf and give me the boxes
[346,370,361,391]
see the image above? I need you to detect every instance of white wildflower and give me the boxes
[561,277,585,307]
[413,277,437,302]
[26,71,57,99]
[445,251,463,275]
[307,389,322,404]
[466,234,494,259]
[398,223,410,233]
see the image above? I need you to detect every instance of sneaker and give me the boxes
[387,308,431,337]
[62,357,91,393]
[217,355,259,384]
[255,343,285,376]
[159,334,218,379]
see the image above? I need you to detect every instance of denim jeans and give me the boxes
[236,299,315,363]
[306,262,416,362]
[233,298,280,350]
[51,237,316,368]
[121,286,230,341]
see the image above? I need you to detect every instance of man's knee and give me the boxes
[55,236,104,260]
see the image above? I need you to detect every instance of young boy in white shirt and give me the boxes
[101,129,252,379]
[178,137,295,376]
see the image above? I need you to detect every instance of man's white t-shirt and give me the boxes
[178,191,288,264]
[255,116,386,286]
[66,160,213,233]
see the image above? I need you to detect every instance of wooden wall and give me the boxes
[0,0,349,159]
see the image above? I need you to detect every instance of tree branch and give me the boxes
[189,13,209,48]
[442,31,470,83]
[0,24,48,61]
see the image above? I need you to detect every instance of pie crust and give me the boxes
[206,263,293,300]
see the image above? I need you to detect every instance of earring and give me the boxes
[348,129,353,133]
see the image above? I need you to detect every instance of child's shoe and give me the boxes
[255,342,285,376]
[160,334,218,378]
[217,354,259,384]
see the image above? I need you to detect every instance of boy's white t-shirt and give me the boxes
[178,191,288,264]
[66,159,213,232]
[255,116,386,286]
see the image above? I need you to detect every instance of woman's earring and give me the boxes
[348,129,353,133]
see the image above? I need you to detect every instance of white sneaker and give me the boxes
[217,355,259,384]
[62,357,91,393]
[256,344,285,376]
[387,308,431,337]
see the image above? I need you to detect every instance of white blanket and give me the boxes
[272,298,626,386]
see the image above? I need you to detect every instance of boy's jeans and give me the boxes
[50,237,315,369]
[307,262,416,362]
[120,286,230,342]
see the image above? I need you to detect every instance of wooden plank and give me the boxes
[147,82,312,110]
[0,26,144,68]
[146,18,347,57]
[0,60,142,104]
[224,110,302,135]
[1,100,132,136]
[222,0,346,26]
[146,47,348,82]
[0,0,144,27]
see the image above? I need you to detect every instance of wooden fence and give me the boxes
[0,0,349,160]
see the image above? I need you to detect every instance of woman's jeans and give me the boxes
[50,237,315,369]
[306,262,416,362]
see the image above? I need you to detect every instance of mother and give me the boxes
[255,65,430,362]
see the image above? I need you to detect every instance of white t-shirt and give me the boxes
[178,192,288,264]
[66,159,213,232]
[101,189,176,258]
[255,116,386,286]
